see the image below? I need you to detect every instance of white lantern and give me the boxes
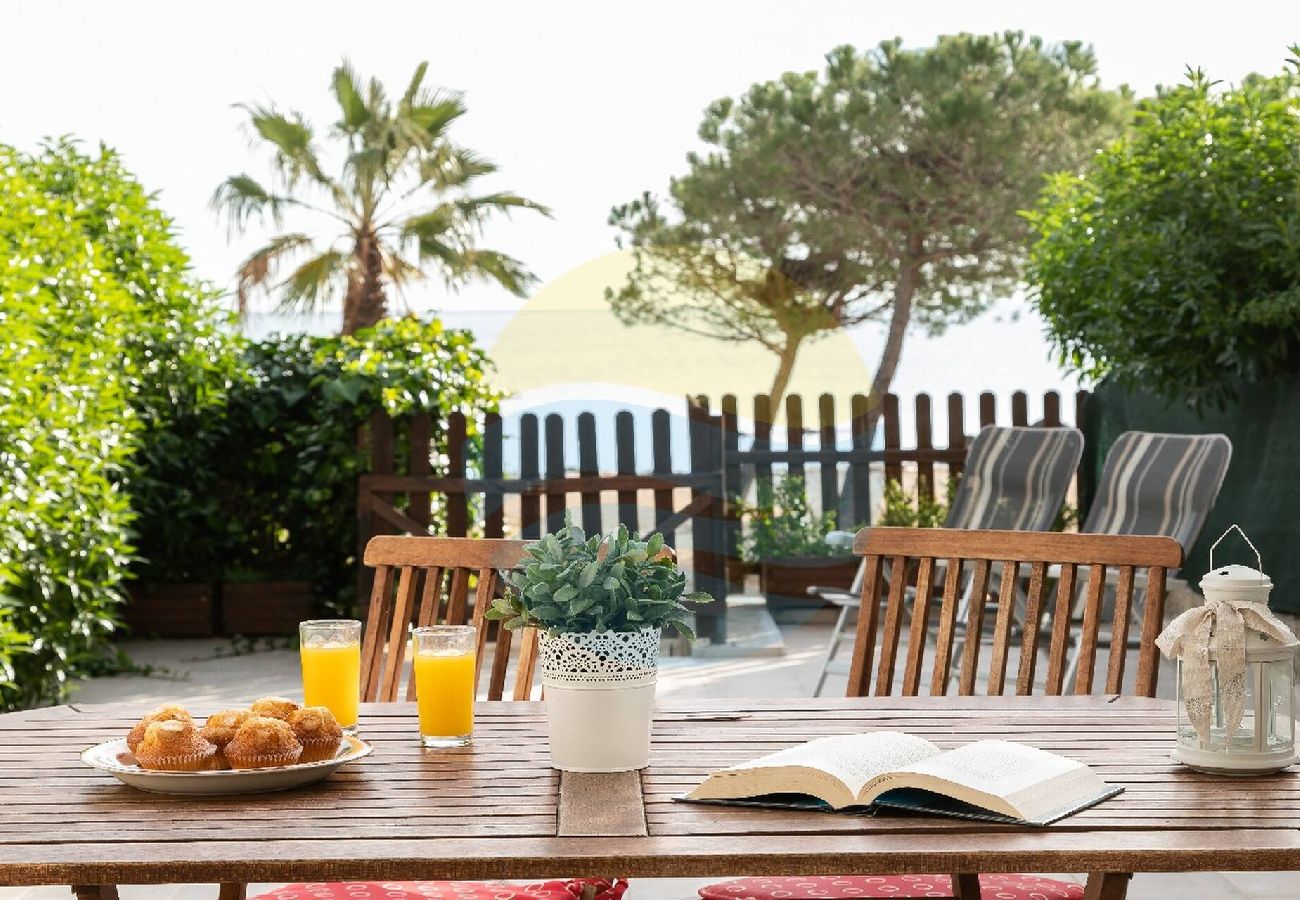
[1159,526,1299,775]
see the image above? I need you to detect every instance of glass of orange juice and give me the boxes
[412,625,476,747]
[299,619,361,733]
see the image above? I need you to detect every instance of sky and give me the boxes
[3,0,1299,420]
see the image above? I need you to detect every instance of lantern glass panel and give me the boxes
[1264,659,1296,752]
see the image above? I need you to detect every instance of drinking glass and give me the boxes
[299,619,362,732]
[413,625,477,747]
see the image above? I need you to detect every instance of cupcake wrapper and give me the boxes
[224,749,303,770]
[298,738,343,763]
[136,749,217,772]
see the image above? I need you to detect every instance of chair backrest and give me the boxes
[360,536,536,703]
[945,425,1085,531]
[846,527,1183,699]
[1083,431,1232,557]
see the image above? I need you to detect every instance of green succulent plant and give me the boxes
[485,513,713,640]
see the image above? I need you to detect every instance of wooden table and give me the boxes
[1,697,1297,900]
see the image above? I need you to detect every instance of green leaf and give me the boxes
[553,584,579,605]
[578,562,599,588]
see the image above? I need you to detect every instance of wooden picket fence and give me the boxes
[356,389,1088,642]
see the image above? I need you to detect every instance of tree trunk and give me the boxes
[341,231,388,335]
[765,334,803,416]
[863,251,922,438]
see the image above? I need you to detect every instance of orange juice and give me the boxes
[415,650,475,742]
[300,642,361,729]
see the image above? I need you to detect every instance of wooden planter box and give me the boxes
[760,556,859,613]
[221,581,314,636]
[123,582,217,638]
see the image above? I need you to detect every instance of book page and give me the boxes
[866,740,1112,823]
[688,731,940,808]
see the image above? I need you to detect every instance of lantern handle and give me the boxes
[1209,524,1263,582]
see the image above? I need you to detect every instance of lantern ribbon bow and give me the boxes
[1156,597,1296,744]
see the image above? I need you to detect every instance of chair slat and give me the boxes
[513,627,539,700]
[445,568,472,625]
[406,567,445,701]
[1044,562,1077,696]
[1136,566,1168,697]
[1073,563,1107,695]
[958,559,992,695]
[470,568,497,695]
[488,624,514,701]
[360,565,393,703]
[1105,565,1136,694]
[986,561,1019,696]
[902,557,936,696]
[845,554,884,698]
[1015,561,1048,695]
[930,558,964,696]
[873,556,908,696]
[380,566,419,702]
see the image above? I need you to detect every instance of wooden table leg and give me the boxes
[1084,872,1132,900]
[71,887,119,900]
[951,874,981,898]
[219,884,249,900]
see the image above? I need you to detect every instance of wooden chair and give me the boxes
[360,535,537,702]
[813,426,1084,695]
[702,527,1182,900]
[234,536,538,900]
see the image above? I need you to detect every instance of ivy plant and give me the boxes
[486,514,713,640]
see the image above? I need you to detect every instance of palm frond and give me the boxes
[332,61,370,132]
[405,96,465,140]
[212,174,283,231]
[401,61,429,107]
[417,146,497,190]
[456,249,538,297]
[455,191,553,221]
[278,249,348,311]
[240,104,334,190]
[234,233,316,310]
[382,249,425,288]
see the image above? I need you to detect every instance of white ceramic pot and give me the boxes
[537,626,659,772]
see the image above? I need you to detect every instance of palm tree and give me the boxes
[214,61,550,334]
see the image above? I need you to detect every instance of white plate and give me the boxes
[81,735,372,795]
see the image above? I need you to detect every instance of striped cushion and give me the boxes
[698,874,1083,899]
[946,426,1084,532]
[1084,431,1232,554]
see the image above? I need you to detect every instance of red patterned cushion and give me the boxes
[254,879,629,900]
[698,874,1083,899]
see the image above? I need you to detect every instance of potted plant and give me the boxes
[736,477,858,617]
[486,515,712,772]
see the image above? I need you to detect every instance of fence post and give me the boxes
[483,412,504,539]
[519,414,541,539]
[651,409,675,547]
[883,393,902,485]
[577,412,601,536]
[615,411,637,532]
[544,414,566,535]
[688,399,727,644]
[849,393,871,526]
[720,395,743,591]
[447,412,468,537]
[915,394,934,499]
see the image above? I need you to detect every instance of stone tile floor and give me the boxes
[3,607,1296,900]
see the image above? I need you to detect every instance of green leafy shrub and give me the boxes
[0,145,140,710]
[487,515,712,639]
[1025,66,1300,408]
[1,140,237,708]
[879,479,949,528]
[134,318,500,611]
[735,477,842,560]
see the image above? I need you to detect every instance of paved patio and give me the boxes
[3,605,1295,900]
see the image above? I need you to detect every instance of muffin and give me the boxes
[288,706,344,763]
[134,719,218,772]
[249,696,300,721]
[201,708,251,750]
[224,716,303,769]
[126,703,193,753]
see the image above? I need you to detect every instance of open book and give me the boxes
[681,731,1121,826]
